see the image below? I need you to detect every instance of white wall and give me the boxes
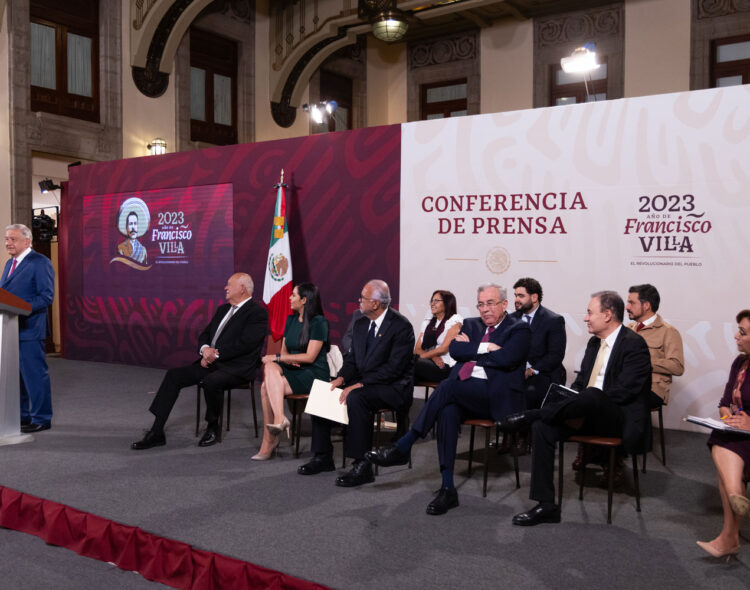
[367,37,407,126]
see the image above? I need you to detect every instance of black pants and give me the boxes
[524,373,552,410]
[529,387,625,504]
[149,363,245,426]
[411,377,492,474]
[310,383,411,460]
[414,357,451,383]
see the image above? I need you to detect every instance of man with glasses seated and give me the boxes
[367,283,530,515]
[298,279,415,487]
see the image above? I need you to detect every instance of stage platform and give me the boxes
[0,358,747,589]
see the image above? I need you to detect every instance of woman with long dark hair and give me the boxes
[414,290,462,382]
[698,309,750,558]
[254,282,330,460]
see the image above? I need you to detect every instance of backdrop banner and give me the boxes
[400,84,750,431]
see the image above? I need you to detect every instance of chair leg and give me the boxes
[642,449,647,474]
[511,431,520,489]
[632,453,641,512]
[250,381,258,438]
[195,384,201,437]
[557,441,564,508]
[374,412,382,475]
[217,394,224,443]
[468,425,476,477]
[226,389,231,431]
[606,447,615,524]
[658,406,666,466]
[482,426,490,498]
[294,401,302,458]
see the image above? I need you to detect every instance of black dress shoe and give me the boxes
[365,445,410,467]
[131,430,166,450]
[512,503,561,526]
[21,418,31,427]
[198,427,219,447]
[297,455,336,475]
[496,409,541,432]
[335,460,375,487]
[426,487,459,515]
[21,422,51,433]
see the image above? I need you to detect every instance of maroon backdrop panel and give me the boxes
[61,125,401,368]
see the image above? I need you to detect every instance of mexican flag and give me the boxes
[262,173,293,340]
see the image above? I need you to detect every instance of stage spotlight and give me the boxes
[38,179,61,193]
[302,101,338,126]
[561,44,600,74]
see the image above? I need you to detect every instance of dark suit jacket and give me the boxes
[511,305,566,386]
[569,326,652,453]
[197,299,268,381]
[1,250,55,341]
[339,307,415,398]
[448,315,531,420]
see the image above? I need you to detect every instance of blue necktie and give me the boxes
[366,321,377,353]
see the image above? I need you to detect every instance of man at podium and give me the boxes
[2,224,55,433]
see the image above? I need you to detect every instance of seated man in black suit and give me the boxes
[499,290,651,525]
[368,284,531,515]
[505,277,567,454]
[131,273,268,449]
[298,279,415,487]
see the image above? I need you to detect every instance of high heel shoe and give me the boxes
[266,417,291,439]
[696,540,740,559]
[251,437,280,461]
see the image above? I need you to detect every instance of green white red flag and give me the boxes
[262,170,293,340]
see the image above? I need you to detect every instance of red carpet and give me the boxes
[0,486,328,589]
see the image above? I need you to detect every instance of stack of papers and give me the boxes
[684,415,750,435]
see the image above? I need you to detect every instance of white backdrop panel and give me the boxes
[400,85,750,432]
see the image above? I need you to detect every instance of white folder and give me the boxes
[304,379,349,425]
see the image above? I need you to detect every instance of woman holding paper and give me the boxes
[253,283,330,460]
[698,309,750,558]
[414,290,462,382]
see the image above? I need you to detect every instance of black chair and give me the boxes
[195,380,258,441]
[465,419,520,497]
[558,435,641,525]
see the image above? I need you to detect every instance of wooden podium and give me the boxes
[0,288,33,445]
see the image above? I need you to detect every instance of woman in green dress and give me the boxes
[253,282,330,460]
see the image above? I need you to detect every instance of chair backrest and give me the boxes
[327,344,343,378]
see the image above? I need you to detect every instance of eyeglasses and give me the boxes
[359,296,377,302]
[476,301,502,309]
[430,299,443,303]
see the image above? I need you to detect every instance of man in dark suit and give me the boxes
[2,224,55,432]
[131,273,268,449]
[500,290,651,526]
[368,284,531,515]
[511,277,567,410]
[297,279,414,487]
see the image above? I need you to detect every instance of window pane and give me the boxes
[426,113,444,119]
[67,33,92,97]
[213,73,232,126]
[585,93,607,102]
[556,96,576,105]
[426,83,467,103]
[450,110,467,117]
[332,106,349,131]
[716,75,743,87]
[717,41,750,63]
[31,22,56,89]
[190,67,206,121]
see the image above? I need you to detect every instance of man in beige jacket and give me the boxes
[626,284,685,407]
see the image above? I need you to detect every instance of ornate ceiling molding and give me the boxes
[408,31,477,69]
[536,4,621,48]
[696,0,750,19]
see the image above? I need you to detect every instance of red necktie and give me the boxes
[458,326,495,380]
[8,258,17,276]
[636,322,645,332]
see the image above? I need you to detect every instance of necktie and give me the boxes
[8,258,17,276]
[586,339,609,388]
[636,322,645,332]
[365,321,377,353]
[524,314,532,324]
[210,305,237,347]
[458,326,495,380]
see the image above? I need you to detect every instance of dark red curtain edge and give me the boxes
[0,486,330,590]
